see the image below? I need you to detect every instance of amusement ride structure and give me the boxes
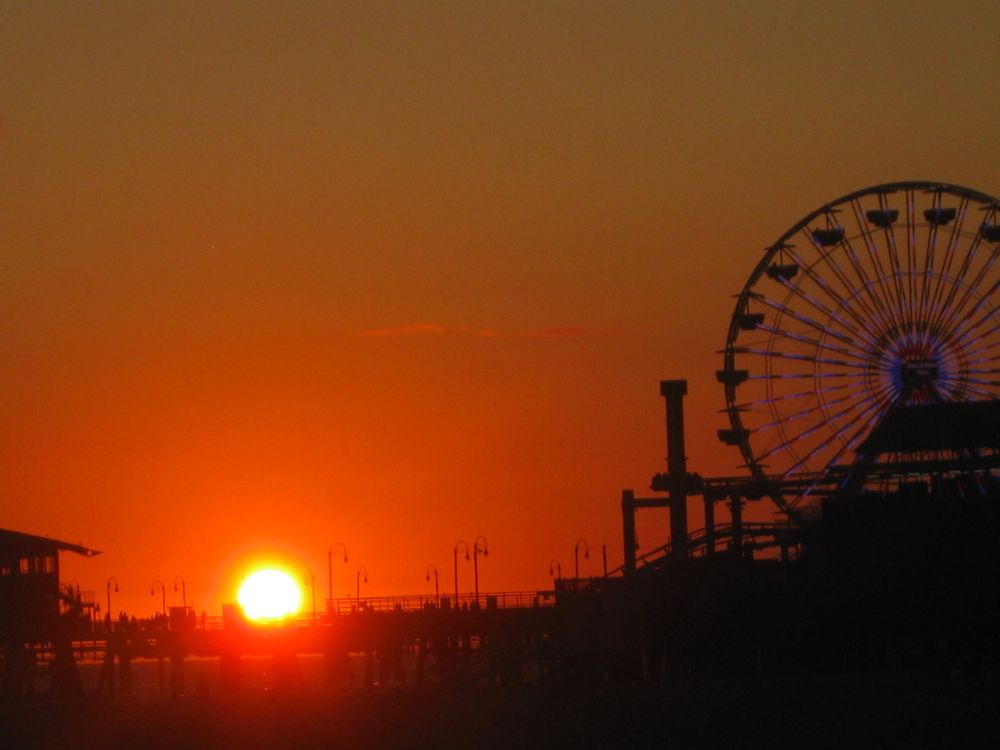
[620,181,1000,569]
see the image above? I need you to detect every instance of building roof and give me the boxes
[857,400,1000,455]
[0,528,100,557]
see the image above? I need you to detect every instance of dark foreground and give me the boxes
[2,671,998,750]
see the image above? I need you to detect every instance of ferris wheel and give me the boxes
[717,182,1000,510]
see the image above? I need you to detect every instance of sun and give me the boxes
[237,568,302,621]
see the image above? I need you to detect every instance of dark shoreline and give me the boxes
[3,671,998,750]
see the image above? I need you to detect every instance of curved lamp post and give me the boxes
[356,566,368,601]
[106,576,119,618]
[548,559,562,580]
[173,576,187,609]
[473,536,489,606]
[327,542,348,610]
[150,579,166,617]
[574,538,591,580]
[425,564,439,606]
[453,540,470,602]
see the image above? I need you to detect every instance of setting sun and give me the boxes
[237,568,302,621]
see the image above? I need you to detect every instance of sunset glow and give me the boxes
[237,569,302,621]
[3,2,996,616]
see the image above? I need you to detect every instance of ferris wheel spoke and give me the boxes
[748,371,862,381]
[778,396,885,478]
[843,232,907,336]
[756,388,882,465]
[909,192,941,323]
[927,198,972,325]
[923,195,972,322]
[956,383,997,400]
[752,384,873,434]
[918,202,940,323]
[732,383,855,411]
[928,233,986,337]
[771,276,880,350]
[956,274,1000,316]
[906,188,921,325]
[962,377,1000,387]
[945,301,998,352]
[878,199,912,331]
[749,294,864,350]
[765,390,874,470]
[735,347,871,370]
[801,225,891,335]
[800,399,886,481]
[755,324,871,363]
[851,210,909,337]
[934,245,1000,339]
[784,244,884,342]
[834,224,904,337]
[949,282,1000,344]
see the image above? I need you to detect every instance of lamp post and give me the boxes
[574,538,590,581]
[425,564,439,606]
[548,559,562,580]
[150,579,166,617]
[453,540,470,602]
[327,542,348,611]
[473,536,489,606]
[173,576,187,609]
[356,566,368,601]
[106,576,119,618]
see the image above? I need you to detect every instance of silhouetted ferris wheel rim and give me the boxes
[717,181,1000,513]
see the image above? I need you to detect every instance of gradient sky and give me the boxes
[2,1,997,615]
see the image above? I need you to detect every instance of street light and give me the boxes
[473,536,489,606]
[173,576,187,609]
[574,538,590,581]
[150,579,166,617]
[425,564,439,606]
[106,576,119,618]
[356,566,368,601]
[548,559,562,580]
[453,540,470,602]
[327,542,348,610]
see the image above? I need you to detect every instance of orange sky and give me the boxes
[1,1,998,615]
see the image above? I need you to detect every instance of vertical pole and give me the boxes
[621,490,637,575]
[473,550,480,605]
[327,549,333,610]
[704,497,716,556]
[453,548,459,602]
[602,544,608,577]
[660,380,689,560]
[730,495,744,556]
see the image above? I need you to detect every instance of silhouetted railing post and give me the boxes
[661,380,689,560]
[729,494,744,555]
[621,490,637,575]
[704,496,716,556]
